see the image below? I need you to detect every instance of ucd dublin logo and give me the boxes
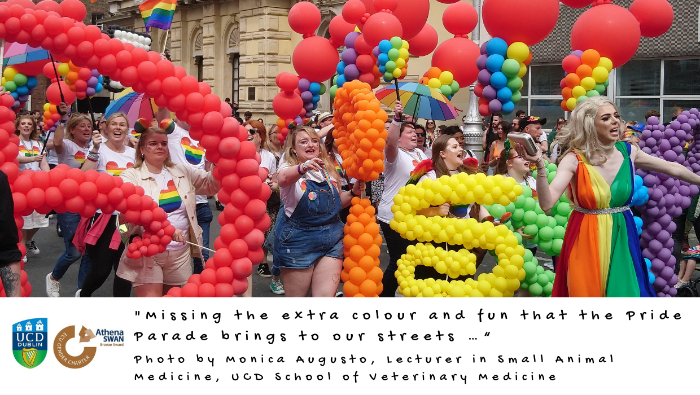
[13,318,48,369]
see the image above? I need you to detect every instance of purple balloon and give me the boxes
[668,287,677,297]
[646,137,657,147]
[668,136,680,146]
[571,50,584,57]
[646,206,660,217]
[675,130,687,141]
[651,129,663,139]
[372,46,380,57]
[303,102,314,111]
[657,248,672,261]
[85,87,95,97]
[343,64,360,81]
[642,147,652,155]
[676,114,688,124]
[480,42,488,55]
[690,108,699,116]
[91,69,100,78]
[647,221,662,234]
[300,91,313,102]
[662,285,670,293]
[87,77,98,87]
[657,230,671,242]
[345,32,360,49]
[663,128,675,138]
[476,54,488,70]
[654,277,667,289]
[488,99,502,113]
[341,48,358,65]
[641,130,651,139]
[647,116,660,125]
[482,85,497,101]
[650,258,665,272]
[298,78,310,91]
[658,140,671,151]
[477,69,492,85]
[661,266,675,280]
[669,120,681,130]
[648,239,663,253]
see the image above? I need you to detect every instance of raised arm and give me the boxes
[278,158,324,188]
[316,124,334,140]
[633,145,700,186]
[385,101,403,163]
[522,146,577,212]
[52,102,69,154]
[81,131,102,171]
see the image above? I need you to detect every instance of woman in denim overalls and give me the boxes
[276,126,364,297]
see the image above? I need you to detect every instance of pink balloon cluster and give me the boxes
[0,0,271,296]
[636,110,700,296]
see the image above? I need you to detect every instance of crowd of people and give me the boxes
[1,92,698,298]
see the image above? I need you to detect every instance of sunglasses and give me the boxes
[247,128,258,135]
[415,133,425,137]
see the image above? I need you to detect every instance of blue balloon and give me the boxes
[486,54,505,73]
[496,87,512,103]
[97,76,104,83]
[26,76,38,89]
[10,92,18,99]
[309,82,321,95]
[501,100,515,114]
[378,53,389,64]
[336,75,346,87]
[648,272,655,284]
[312,94,320,103]
[378,65,386,74]
[16,86,29,96]
[379,40,392,54]
[645,258,652,270]
[490,72,507,90]
[95,84,103,93]
[312,102,318,110]
[485,37,508,57]
[336,61,346,75]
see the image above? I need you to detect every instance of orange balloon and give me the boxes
[365,222,380,237]
[376,283,383,295]
[357,233,374,250]
[365,244,381,259]
[349,266,367,285]
[340,270,350,283]
[358,213,372,226]
[358,255,376,272]
[343,234,358,247]
[343,281,360,296]
[581,49,600,68]
[369,148,384,161]
[362,159,374,171]
[346,214,358,224]
[373,234,383,246]
[562,87,573,100]
[565,73,581,89]
[349,245,366,261]
[426,66,442,79]
[344,258,359,270]
[359,198,371,208]
[350,204,364,217]
[576,64,592,79]
[367,266,383,283]
[360,279,378,297]
[373,160,384,173]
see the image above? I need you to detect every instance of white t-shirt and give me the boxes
[260,149,277,175]
[57,139,90,169]
[279,160,340,217]
[47,148,58,165]
[167,125,208,205]
[422,147,432,159]
[17,139,43,172]
[418,169,437,183]
[151,169,189,251]
[96,144,135,176]
[378,148,428,224]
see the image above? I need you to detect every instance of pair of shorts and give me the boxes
[683,246,700,261]
[118,245,191,287]
[274,218,344,270]
[22,211,49,229]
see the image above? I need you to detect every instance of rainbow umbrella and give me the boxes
[105,89,158,137]
[2,43,50,76]
[375,82,461,121]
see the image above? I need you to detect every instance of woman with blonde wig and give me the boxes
[519,97,700,297]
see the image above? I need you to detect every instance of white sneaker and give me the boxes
[75,289,81,297]
[27,240,40,255]
[22,255,27,263]
[45,273,60,297]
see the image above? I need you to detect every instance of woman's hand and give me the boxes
[394,100,403,120]
[33,153,45,163]
[352,180,365,196]
[516,227,533,240]
[301,157,324,173]
[438,203,450,217]
[266,173,278,192]
[91,131,102,150]
[514,142,543,167]
[172,229,186,243]
[58,102,69,119]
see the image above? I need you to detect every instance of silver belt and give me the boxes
[574,205,630,215]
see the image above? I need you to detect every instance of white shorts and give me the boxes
[22,211,49,229]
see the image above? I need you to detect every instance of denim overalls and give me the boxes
[274,177,344,269]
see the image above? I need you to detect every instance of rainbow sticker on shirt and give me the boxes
[159,180,182,213]
[74,151,86,164]
[105,161,134,176]
[181,137,204,165]
[19,144,40,157]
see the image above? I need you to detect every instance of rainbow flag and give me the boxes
[139,0,177,32]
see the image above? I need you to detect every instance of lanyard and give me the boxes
[306,167,338,193]
[20,139,35,156]
[399,147,423,162]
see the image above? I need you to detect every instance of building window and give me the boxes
[195,56,203,82]
[231,54,240,104]
[248,87,255,101]
[514,65,566,126]
[91,13,104,29]
[615,59,700,123]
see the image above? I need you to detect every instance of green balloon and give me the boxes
[514,232,523,245]
[522,186,533,198]
[543,282,553,295]
[388,48,400,61]
[13,73,27,86]
[506,76,522,92]
[604,79,609,87]
[488,204,507,219]
[594,83,606,94]
[523,249,534,261]
[556,202,572,216]
[546,163,557,172]
[526,273,538,284]
[535,266,544,275]
[514,195,526,208]
[553,226,566,239]
[390,36,403,49]
[539,240,553,253]
[546,270,555,282]
[512,208,524,222]
[329,85,337,99]
[547,217,557,228]
[539,226,554,241]
[501,59,521,78]
[505,202,515,212]
[523,261,537,275]
[384,71,394,81]
[511,90,522,104]
[449,81,460,93]
[385,60,397,72]
[537,273,550,287]
[534,204,544,215]
[547,172,555,183]
[524,224,539,236]
[523,211,537,225]
[554,214,568,227]
[528,283,543,296]
[552,239,563,254]
[333,75,338,85]
[535,214,549,228]
[319,83,326,95]
[520,281,530,290]
[440,85,452,96]
[576,95,588,104]
[586,89,600,97]
[4,81,16,92]
[523,198,536,212]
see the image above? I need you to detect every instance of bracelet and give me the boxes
[87,151,99,162]
[350,189,359,197]
[393,117,402,123]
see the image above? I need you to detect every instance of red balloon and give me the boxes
[46,81,76,104]
[201,268,218,284]
[562,54,582,74]
[432,37,480,87]
[343,0,366,24]
[36,0,62,14]
[276,72,299,92]
[60,0,86,21]
[629,0,673,38]
[356,54,375,73]
[231,257,253,278]
[353,34,373,55]
[166,287,182,297]
[560,0,593,7]
[198,283,216,297]
[216,267,234,284]
[288,1,320,35]
[215,283,234,297]
[181,283,199,297]
[391,0,430,41]
[273,91,303,121]
[12,192,27,213]
[43,61,61,81]
[292,36,338,82]
[443,2,478,36]
[202,112,224,134]
[571,4,641,67]
[408,24,438,57]
[229,239,249,259]
[362,12,402,47]
[483,0,559,46]
[328,15,357,48]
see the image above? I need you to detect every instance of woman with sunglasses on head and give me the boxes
[487,122,512,171]
[276,126,364,297]
[74,113,135,297]
[15,114,50,262]
[243,120,281,294]
[517,97,700,297]
[425,120,437,148]
[116,127,220,297]
[45,105,95,296]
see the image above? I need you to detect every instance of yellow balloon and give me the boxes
[566,97,577,111]
[402,40,409,50]
[428,78,441,89]
[354,26,362,33]
[43,103,50,111]
[0,77,5,86]
[57,63,70,76]
[3,67,17,80]
[591,67,609,84]
[580,77,596,91]
[507,42,529,63]
[517,63,527,78]
[392,68,402,78]
[572,85,586,98]
[439,71,454,86]
[395,58,406,69]
[598,57,613,72]
[398,48,410,60]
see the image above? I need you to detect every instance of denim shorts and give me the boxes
[274,218,344,270]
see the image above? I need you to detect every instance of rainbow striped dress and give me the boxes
[553,142,656,297]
